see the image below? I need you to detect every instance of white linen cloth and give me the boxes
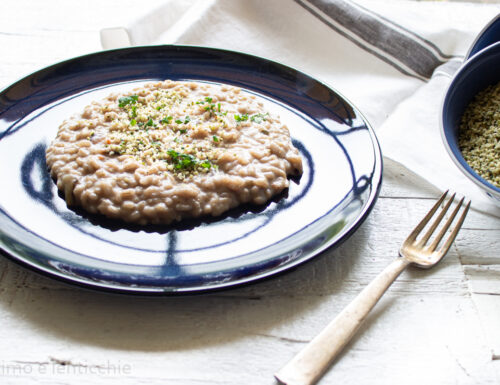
[101,0,500,217]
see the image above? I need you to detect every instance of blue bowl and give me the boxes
[441,41,500,204]
[466,14,500,60]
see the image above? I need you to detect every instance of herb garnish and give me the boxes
[118,95,138,108]
[110,88,221,175]
[250,113,269,123]
[166,149,211,170]
[234,114,249,122]
[161,116,173,124]
[175,116,191,125]
[197,97,213,105]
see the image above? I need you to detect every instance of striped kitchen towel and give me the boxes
[101,0,500,216]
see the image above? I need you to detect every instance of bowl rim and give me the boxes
[441,41,500,197]
[466,13,500,60]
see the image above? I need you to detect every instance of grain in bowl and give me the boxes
[458,80,500,188]
[46,80,303,225]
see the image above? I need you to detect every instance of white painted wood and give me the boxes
[275,258,411,385]
[0,1,499,384]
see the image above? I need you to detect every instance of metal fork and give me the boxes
[275,191,471,385]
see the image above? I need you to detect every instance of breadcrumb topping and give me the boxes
[458,81,500,188]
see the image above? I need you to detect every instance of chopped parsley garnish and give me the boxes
[204,104,215,113]
[250,113,269,123]
[167,149,179,159]
[166,150,210,170]
[176,154,196,169]
[234,114,249,122]
[197,97,218,115]
[198,97,217,115]
[161,116,173,124]
[232,113,269,123]
[196,97,213,105]
[110,88,223,176]
[176,116,191,124]
[118,95,138,108]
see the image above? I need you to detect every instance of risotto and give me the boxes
[46,80,303,225]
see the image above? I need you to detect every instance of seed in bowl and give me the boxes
[458,80,500,188]
[45,80,303,225]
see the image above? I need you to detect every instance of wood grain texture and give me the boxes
[0,1,499,384]
[275,258,411,385]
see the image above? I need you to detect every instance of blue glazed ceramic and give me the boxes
[442,42,500,204]
[0,45,382,294]
[466,14,500,60]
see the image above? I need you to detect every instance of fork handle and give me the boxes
[275,257,411,385]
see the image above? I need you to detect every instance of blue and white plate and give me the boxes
[0,45,382,294]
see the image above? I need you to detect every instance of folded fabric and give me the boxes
[100,0,500,216]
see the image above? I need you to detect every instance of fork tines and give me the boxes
[408,190,471,254]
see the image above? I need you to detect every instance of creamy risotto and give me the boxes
[46,80,303,225]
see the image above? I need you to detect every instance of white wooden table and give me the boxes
[1,1,499,384]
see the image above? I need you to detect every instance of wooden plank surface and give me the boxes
[0,163,498,384]
[0,1,499,384]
